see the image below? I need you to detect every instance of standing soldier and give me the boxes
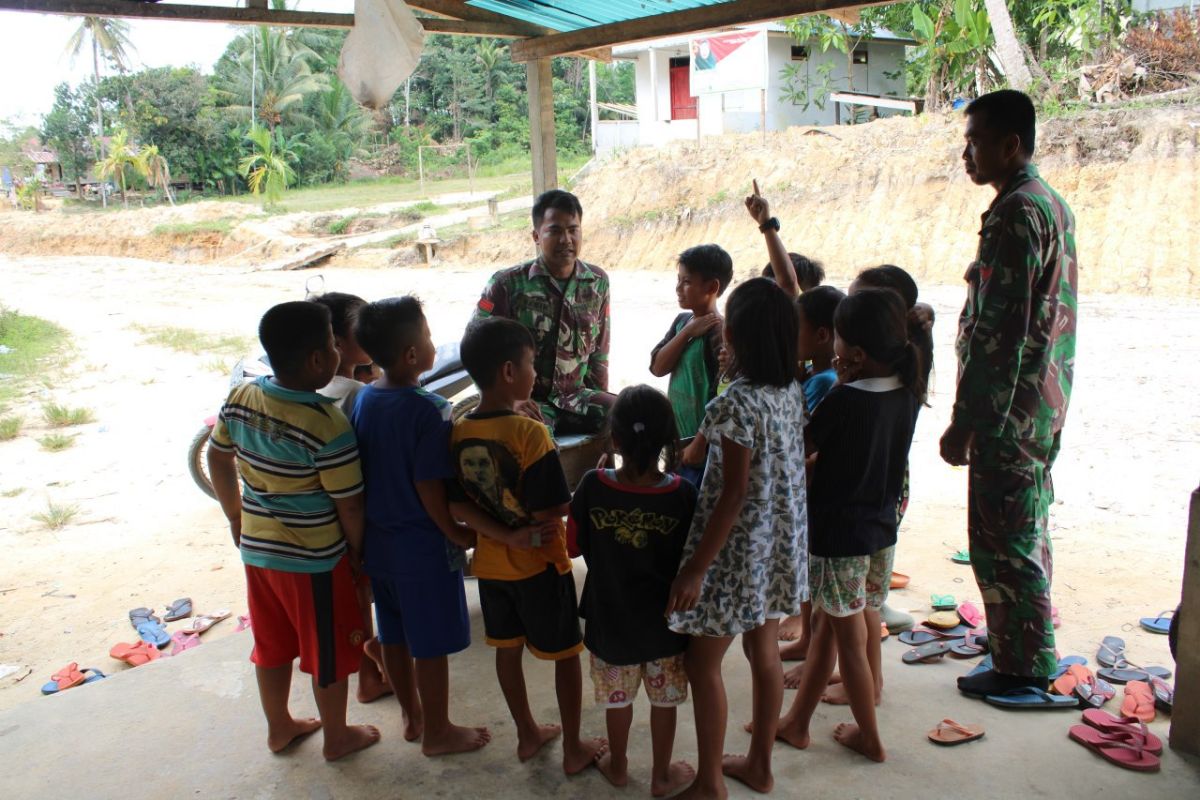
[472,189,614,435]
[940,90,1078,699]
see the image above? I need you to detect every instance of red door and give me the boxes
[670,64,697,120]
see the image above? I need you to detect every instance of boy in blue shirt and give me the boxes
[350,297,491,757]
[797,285,845,412]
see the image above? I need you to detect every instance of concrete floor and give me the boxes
[2,568,1198,800]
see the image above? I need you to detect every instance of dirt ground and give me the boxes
[0,252,1195,711]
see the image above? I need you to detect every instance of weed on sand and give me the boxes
[38,433,77,452]
[42,403,95,427]
[33,500,80,530]
[0,416,22,441]
[132,324,251,357]
[0,307,69,412]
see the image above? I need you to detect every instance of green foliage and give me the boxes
[33,500,80,530]
[151,219,233,236]
[131,323,250,355]
[239,125,298,206]
[95,127,148,207]
[38,433,77,452]
[0,416,22,441]
[42,403,95,427]
[0,307,68,412]
[41,83,94,195]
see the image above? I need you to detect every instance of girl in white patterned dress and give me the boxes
[666,277,808,799]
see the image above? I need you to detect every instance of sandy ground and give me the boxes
[0,254,1196,712]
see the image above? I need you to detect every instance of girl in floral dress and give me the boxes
[666,277,808,799]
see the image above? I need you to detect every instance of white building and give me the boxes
[598,23,915,153]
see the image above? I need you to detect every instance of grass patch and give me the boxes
[151,219,234,236]
[38,433,77,452]
[204,357,232,374]
[132,324,251,356]
[0,307,69,412]
[327,215,355,235]
[2,487,24,498]
[42,403,95,427]
[33,500,80,530]
[0,416,21,441]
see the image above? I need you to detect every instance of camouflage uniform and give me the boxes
[473,257,611,434]
[954,165,1077,678]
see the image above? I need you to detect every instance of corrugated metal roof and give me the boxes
[467,0,736,32]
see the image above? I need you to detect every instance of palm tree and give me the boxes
[982,0,1033,90]
[314,79,368,182]
[95,128,147,208]
[139,144,175,206]
[474,40,507,102]
[217,27,328,129]
[239,126,297,207]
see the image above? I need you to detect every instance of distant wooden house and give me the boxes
[23,143,64,183]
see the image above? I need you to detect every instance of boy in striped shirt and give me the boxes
[208,300,380,762]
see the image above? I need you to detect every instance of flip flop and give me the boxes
[1050,655,1088,679]
[949,630,989,657]
[1052,605,1062,629]
[950,549,971,564]
[1077,678,1116,709]
[1052,664,1094,698]
[175,609,231,635]
[889,572,910,590]
[41,667,105,695]
[965,655,994,677]
[1148,676,1173,714]
[925,611,962,630]
[109,640,162,667]
[1120,681,1156,723]
[984,686,1079,710]
[899,625,969,645]
[40,662,85,694]
[235,614,252,632]
[931,594,957,611]
[1097,665,1172,684]
[903,639,960,664]
[129,607,170,648]
[1081,709,1163,754]
[169,631,202,657]
[1096,635,1126,668]
[1069,725,1161,772]
[163,597,193,622]
[880,623,890,641]
[1139,610,1174,635]
[957,600,984,628]
[927,719,985,746]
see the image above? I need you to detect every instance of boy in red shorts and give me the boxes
[207,300,380,762]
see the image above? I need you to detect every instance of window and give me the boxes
[669,56,690,69]
[790,45,808,61]
[852,48,868,65]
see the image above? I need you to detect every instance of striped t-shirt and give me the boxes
[211,376,363,573]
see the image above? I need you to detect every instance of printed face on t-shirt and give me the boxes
[459,445,497,498]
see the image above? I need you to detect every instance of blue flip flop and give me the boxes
[966,655,994,677]
[1050,655,1088,679]
[1139,610,1174,635]
[984,686,1079,710]
[129,607,170,648]
[1096,665,1172,684]
[950,550,971,565]
[41,668,106,695]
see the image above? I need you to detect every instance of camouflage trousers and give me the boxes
[539,394,614,436]
[968,433,1061,678]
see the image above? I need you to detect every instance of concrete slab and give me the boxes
[2,565,1197,799]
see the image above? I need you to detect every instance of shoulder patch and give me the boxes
[477,298,494,316]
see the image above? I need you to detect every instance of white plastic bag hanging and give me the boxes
[338,0,425,109]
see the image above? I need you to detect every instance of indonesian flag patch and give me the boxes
[477,298,494,316]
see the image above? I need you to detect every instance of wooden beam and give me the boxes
[509,0,883,62]
[527,59,557,195]
[0,0,354,28]
[407,0,550,34]
[1170,484,1200,755]
[419,18,537,38]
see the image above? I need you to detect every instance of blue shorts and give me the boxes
[370,569,470,659]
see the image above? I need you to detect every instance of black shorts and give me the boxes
[478,565,584,660]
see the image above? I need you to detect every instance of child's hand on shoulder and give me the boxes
[682,313,721,339]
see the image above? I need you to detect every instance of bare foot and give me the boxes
[422,724,491,756]
[402,709,423,742]
[829,671,843,684]
[323,724,382,762]
[674,781,728,800]
[778,639,808,662]
[651,760,696,797]
[563,737,608,775]
[268,717,322,753]
[363,637,386,672]
[832,723,886,763]
[357,639,392,704]
[517,722,562,761]
[777,615,804,642]
[774,721,811,751]
[721,754,773,794]
[783,663,804,689]
[821,683,880,706]
[594,752,629,788]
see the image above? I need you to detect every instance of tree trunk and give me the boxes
[983,0,1033,91]
[92,31,107,208]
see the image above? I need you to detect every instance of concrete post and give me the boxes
[1169,483,1200,755]
[527,58,557,196]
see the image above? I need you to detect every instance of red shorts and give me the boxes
[244,557,365,687]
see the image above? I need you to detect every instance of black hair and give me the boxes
[796,285,845,332]
[679,244,734,295]
[854,264,933,385]
[762,253,826,289]
[354,296,425,370]
[834,288,927,403]
[258,301,331,376]
[966,89,1037,157]
[461,317,535,390]
[531,189,583,228]
[608,384,678,475]
[310,291,366,340]
[724,277,800,388]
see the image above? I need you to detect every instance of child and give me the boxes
[311,290,389,704]
[649,245,734,441]
[312,291,372,415]
[762,253,824,293]
[350,297,491,756]
[450,316,606,775]
[571,385,698,797]
[207,301,380,762]
[666,278,808,798]
[776,288,926,763]
[777,284,846,670]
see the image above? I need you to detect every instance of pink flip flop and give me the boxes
[957,601,984,628]
[169,631,202,657]
[1069,724,1160,771]
[175,609,231,635]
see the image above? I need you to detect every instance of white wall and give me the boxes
[596,120,640,154]
[628,32,911,147]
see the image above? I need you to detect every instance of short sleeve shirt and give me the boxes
[210,377,362,573]
[449,411,572,581]
[802,368,837,413]
[650,312,722,439]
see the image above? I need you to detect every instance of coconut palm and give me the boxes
[139,144,175,206]
[217,26,328,129]
[95,128,147,208]
[239,125,298,207]
[64,18,135,140]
